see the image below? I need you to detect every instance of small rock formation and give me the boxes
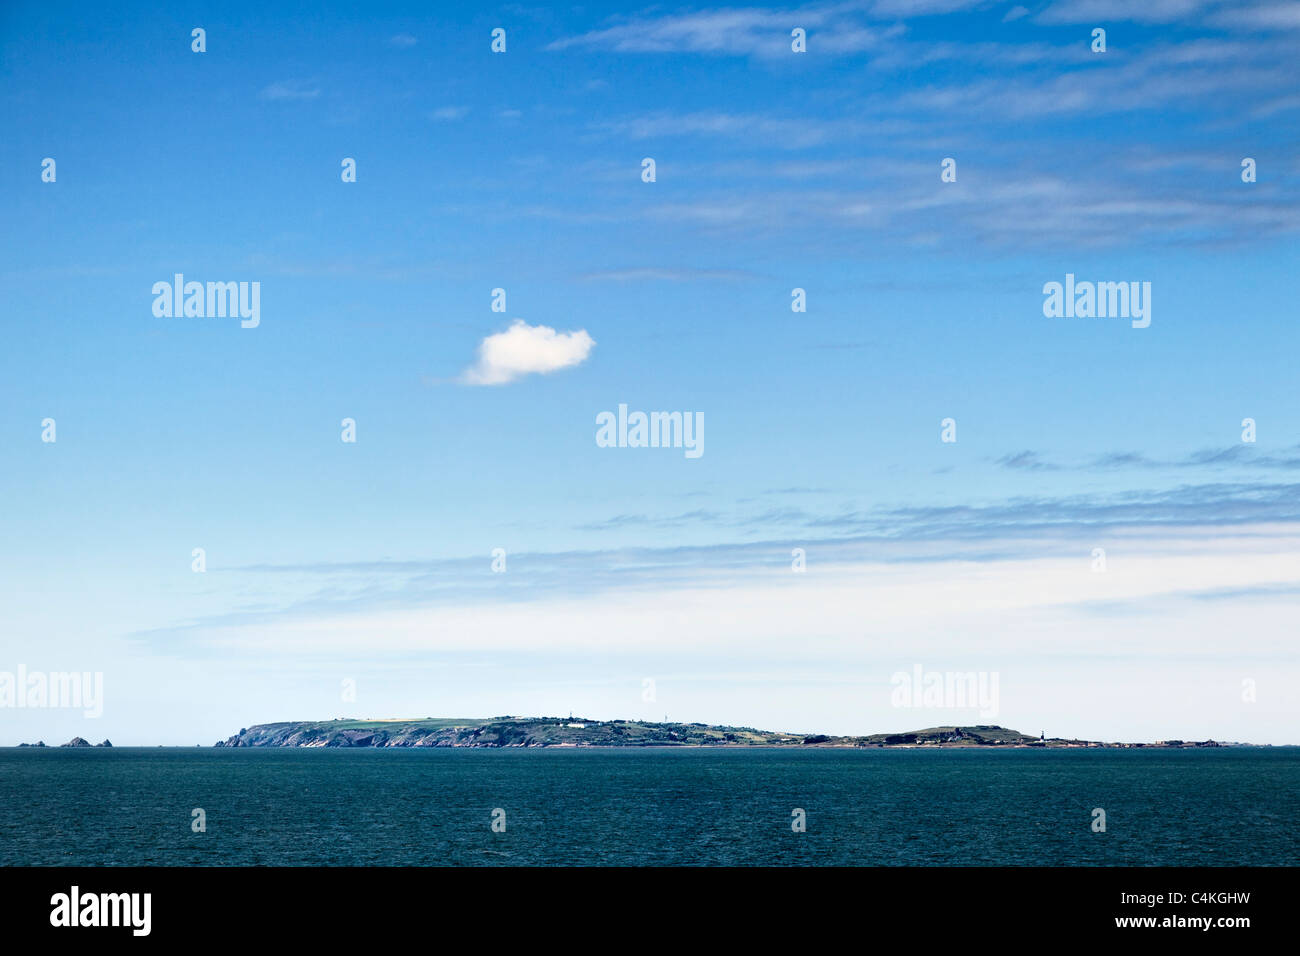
[95,739,112,748]
[60,737,92,748]
[17,741,47,748]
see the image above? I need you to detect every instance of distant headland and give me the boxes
[210,718,1239,749]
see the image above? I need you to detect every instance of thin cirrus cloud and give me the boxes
[1034,0,1300,28]
[543,0,1294,62]
[547,6,906,57]
[1035,0,1212,22]
[1034,0,1300,26]
[997,446,1300,472]
[430,105,470,121]
[132,496,1300,709]
[459,319,596,385]
[543,0,1008,58]
[259,79,321,101]
[578,266,754,282]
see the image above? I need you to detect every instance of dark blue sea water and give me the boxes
[1,747,1296,865]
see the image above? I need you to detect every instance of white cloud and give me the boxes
[579,267,753,282]
[1035,0,1212,23]
[160,526,1300,742]
[389,33,418,47]
[430,105,469,121]
[1208,1,1300,29]
[548,6,907,58]
[603,110,844,148]
[459,319,595,385]
[1031,0,1300,27]
[259,80,321,101]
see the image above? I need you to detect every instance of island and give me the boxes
[213,718,1229,749]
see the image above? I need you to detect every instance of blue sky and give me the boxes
[2,0,1299,744]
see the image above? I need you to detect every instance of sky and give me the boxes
[1,0,1298,745]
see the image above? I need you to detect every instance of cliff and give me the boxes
[213,718,1224,749]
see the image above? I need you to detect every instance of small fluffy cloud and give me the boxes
[460,320,595,385]
[389,34,417,47]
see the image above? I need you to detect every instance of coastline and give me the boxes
[13,718,1267,749]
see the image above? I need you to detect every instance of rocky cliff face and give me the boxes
[215,721,546,748]
[212,719,1051,749]
[210,718,1222,749]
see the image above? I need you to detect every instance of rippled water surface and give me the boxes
[1,747,1295,865]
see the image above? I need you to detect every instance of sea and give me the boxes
[1,746,1296,866]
